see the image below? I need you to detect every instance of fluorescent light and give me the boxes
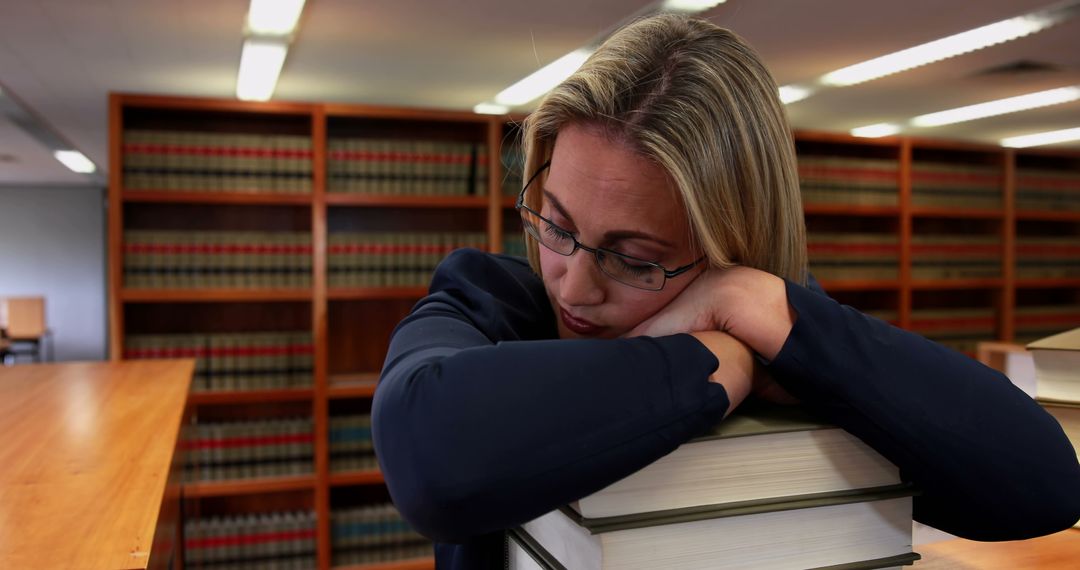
[822,13,1058,86]
[779,85,812,104]
[1001,127,1080,148]
[247,0,306,36]
[912,86,1080,127]
[662,0,727,12]
[474,103,510,115]
[495,49,593,106]
[851,123,901,138]
[237,39,288,101]
[53,150,96,173]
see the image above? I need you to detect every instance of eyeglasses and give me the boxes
[515,160,706,291]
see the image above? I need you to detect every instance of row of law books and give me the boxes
[503,235,528,258]
[912,234,1001,280]
[509,402,920,569]
[808,232,899,281]
[327,137,488,196]
[329,413,377,473]
[124,230,312,289]
[1014,304,1080,345]
[123,129,313,194]
[912,161,1002,209]
[184,510,317,570]
[331,504,433,567]
[909,307,996,355]
[183,417,314,483]
[798,156,899,207]
[1017,236,1080,278]
[124,331,314,393]
[1017,168,1080,211]
[328,231,487,287]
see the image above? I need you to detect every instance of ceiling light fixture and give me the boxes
[494,49,594,107]
[235,0,306,102]
[850,123,901,138]
[662,0,727,12]
[911,86,1080,127]
[779,85,813,104]
[821,11,1062,87]
[1001,127,1080,148]
[474,103,510,115]
[246,0,306,36]
[53,150,97,174]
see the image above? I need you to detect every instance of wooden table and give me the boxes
[915,529,1080,568]
[0,360,193,569]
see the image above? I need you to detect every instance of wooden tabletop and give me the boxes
[915,529,1080,568]
[0,360,193,569]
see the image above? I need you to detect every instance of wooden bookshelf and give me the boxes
[183,475,317,498]
[108,94,1080,570]
[333,557,435,570]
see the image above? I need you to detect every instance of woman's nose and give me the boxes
[559,248,605,306]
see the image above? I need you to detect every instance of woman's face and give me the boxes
[538,123,704,340]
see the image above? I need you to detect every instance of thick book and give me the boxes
[515,486,919,570]
[568,403,901,519]
[1027,327,1080,403]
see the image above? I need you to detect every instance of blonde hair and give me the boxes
[520,13,807,285]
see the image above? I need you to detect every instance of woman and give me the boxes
[372,13,1080,568]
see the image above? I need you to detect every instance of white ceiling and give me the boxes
[1,0,1079,186]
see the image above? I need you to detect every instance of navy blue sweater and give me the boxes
[371,249,1080,569]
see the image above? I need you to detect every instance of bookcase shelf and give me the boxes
[122,190,314,205]
[328,469,385,487]
[333,557,435,570]
[108,94,1080,570]
[183,475,316,498]
[327,287,428,301]
[326,194,489,208]
[188,388,315,405]
[121,288,314,302]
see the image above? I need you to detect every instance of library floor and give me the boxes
[915,528,1079,568]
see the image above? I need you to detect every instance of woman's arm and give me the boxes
[372,249,745,544]
[631,266,1080,540]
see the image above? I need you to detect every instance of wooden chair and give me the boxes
[0,297,49,364]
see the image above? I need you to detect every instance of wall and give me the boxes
[0,185,107,361]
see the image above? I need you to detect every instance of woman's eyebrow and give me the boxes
[542,188,674,248]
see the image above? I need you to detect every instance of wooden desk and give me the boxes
[0,360,193,569]
[916,529,1080,568]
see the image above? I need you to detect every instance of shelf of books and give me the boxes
[109,95,1079,570]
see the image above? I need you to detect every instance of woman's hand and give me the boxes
[626,265,796,361]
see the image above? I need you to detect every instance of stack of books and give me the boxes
[509,403,920,569]
[911,161,1001,209]
[911,234,1001,280]
[807,232,899,281]
[1016,236,1080,279]
[329,413,376,472]
[327,137,488,196]
[797,156,899,207]
[1016,167,1080,212]
[182,417,314,482]
[331,504,432,566]
[327,231,487,287]
[501,142,526,197]
[123,230,313,289]
[1028,327,1080,529]
[123,129,313,194]
[184,511,317,568]
[908,307,997,356]
[124,330,314,392]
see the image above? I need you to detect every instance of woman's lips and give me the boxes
[560,308,603,336]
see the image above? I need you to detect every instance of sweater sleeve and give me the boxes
[765,279,1080,541]
[371,249,729,544]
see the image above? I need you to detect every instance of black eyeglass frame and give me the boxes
[515,160,706,291]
